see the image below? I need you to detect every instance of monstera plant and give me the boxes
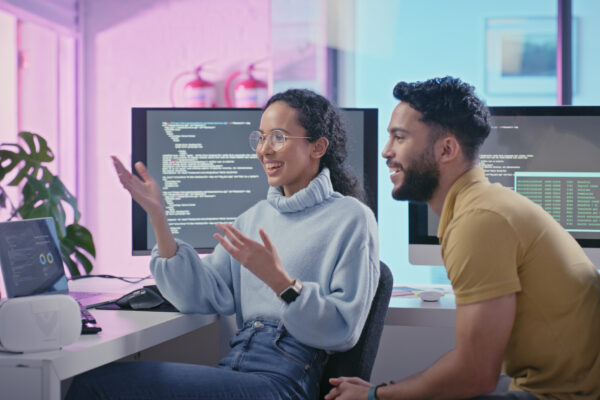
[0,131,95,276]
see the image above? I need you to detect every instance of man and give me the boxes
[326,77,600,400]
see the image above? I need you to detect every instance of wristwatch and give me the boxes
[367,384,386,400]
[279,279,303,304]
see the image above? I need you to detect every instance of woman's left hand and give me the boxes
[214,224,293,294]
[325,377,372,400]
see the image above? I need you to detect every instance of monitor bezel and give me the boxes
[131,107,378,255]
[409,105,600,250]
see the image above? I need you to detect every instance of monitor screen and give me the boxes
[409,106,600,267]
[0,218,68,298]
[131,107,378,255]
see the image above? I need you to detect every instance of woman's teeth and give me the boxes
[266,162,283,170]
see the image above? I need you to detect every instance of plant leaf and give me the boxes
[18,132,54,163]
[49,176,80,222]
[0,187,6,209]
[2,132,95,276]
[66,223,96,257]
[60,224,96,276]
[0,132,54,186]
[74,249,94,274]
[0,145,27,183]
[60,248,80,277]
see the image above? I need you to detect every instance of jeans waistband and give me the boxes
[242,318,282,330]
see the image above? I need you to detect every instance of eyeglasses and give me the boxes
[249,130,311,152]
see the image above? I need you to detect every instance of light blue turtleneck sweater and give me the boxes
[150,168,379,352]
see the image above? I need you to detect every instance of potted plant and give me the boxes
[0,131,95,276]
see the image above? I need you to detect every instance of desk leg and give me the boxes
[0,359,60,400]
[44,360,62,400]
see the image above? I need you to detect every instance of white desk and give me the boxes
[0,280,455,399]
[371,293,458,385]
[0,279,217,400]
[385,288,457,328]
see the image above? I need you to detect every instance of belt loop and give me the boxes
[277,320,286,334]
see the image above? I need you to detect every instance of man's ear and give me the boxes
[311,137,329,159]
[436,135,461,164]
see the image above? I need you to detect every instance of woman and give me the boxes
[67,89,379,400]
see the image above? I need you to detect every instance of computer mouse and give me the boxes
[116,287,165,310]
[420,290,443,302]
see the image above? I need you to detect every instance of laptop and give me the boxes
[0,218,123,331]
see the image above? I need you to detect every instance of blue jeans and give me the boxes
[66,319,327,400]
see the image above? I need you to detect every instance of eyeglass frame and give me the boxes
[249,129,312,152]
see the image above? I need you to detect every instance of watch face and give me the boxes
[280,287,300,304]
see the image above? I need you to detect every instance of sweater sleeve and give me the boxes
[150,238,237,315]
[280,205,380,352]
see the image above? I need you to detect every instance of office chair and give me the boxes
[318,261,393,399]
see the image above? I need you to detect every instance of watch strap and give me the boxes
[367,383,386,400]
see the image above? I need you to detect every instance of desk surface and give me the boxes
[0,309,217,380]
[386,293,456,328]
[0,276,456,400]
[0,278,217,400]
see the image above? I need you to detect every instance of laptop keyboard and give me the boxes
[71,291,98,300]
[77,300,102,334]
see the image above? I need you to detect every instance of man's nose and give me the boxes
[381,138,393,158]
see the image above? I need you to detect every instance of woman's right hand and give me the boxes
[112,156,165,219]
[112,156,178,258]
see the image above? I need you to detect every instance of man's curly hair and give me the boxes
[393,76,491,161]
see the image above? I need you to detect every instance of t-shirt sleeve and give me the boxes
[442,209,522,305]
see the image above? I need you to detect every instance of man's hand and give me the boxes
[326,293,516,400]
[325,377,372,400]
[214,224,293,294]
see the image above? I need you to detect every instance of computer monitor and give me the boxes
[409,106,600,267]
[131,107,378,255]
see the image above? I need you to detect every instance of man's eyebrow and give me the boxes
[388,127,411,134]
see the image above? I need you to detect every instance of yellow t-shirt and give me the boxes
[438,168,600,399]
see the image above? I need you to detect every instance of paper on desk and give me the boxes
[392,285,450,297]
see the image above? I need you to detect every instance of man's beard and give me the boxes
[392,152,439,202]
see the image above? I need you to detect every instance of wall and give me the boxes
[0,10,17,144]
[81,0,271,275]
[573,0,600,104]
[352,0,600,284]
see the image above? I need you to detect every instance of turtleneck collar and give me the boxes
[267,167,334,213]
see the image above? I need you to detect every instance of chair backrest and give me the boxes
[318,261,393,399]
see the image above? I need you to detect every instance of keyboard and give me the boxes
[77,300,102,334]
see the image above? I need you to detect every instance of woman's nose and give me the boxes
[258,138,275,155]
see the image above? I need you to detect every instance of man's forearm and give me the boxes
[375,349,497,400]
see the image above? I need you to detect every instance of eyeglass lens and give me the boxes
[249,130,286,151]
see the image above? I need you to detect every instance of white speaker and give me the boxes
[0,294,81,353]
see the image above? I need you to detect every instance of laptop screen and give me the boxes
[0,218,69,298]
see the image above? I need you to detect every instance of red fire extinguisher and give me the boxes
[170,63,216,107]
[224,61,269,108]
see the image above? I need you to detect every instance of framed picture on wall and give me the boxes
[484,17,576,95]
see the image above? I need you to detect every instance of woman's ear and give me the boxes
[311,137,329,159]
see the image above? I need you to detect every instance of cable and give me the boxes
[69,274,152,284]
